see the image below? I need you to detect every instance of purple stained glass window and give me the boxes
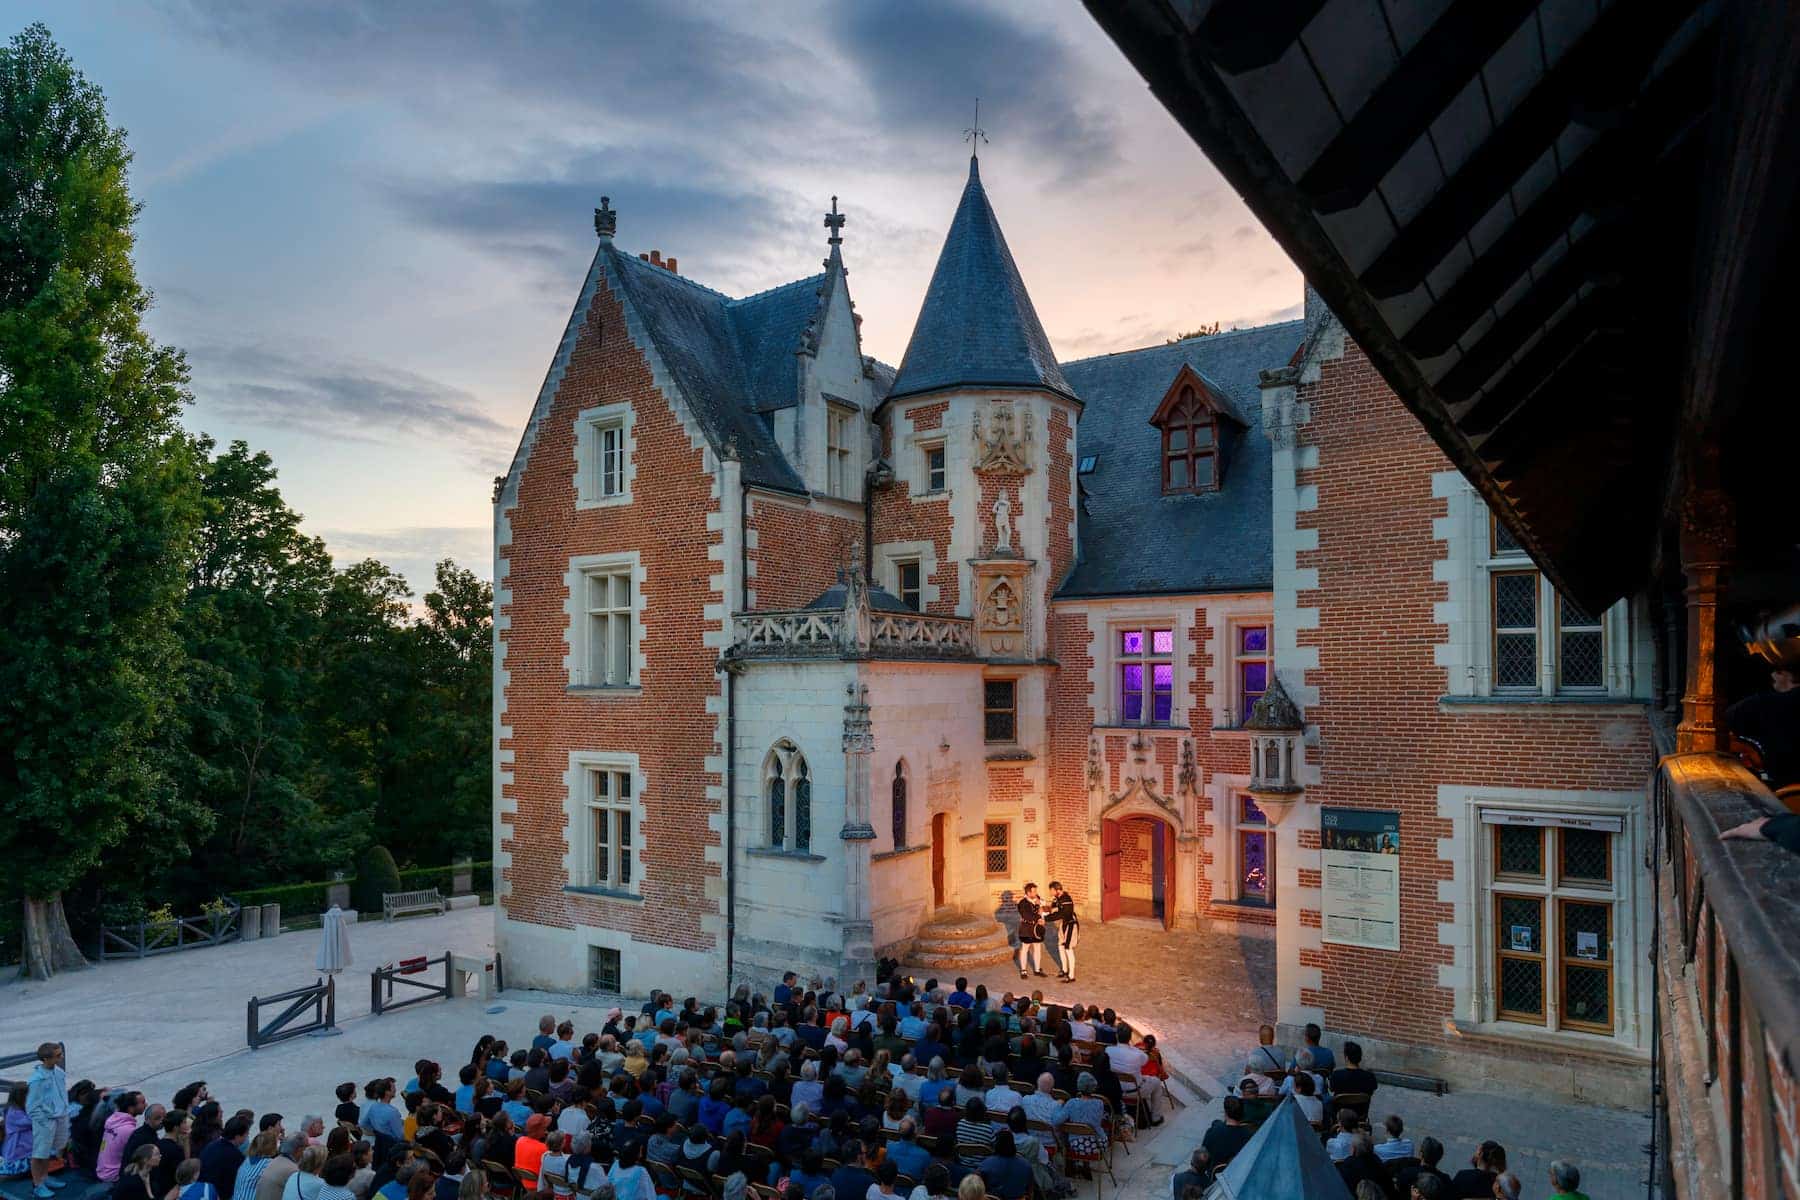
[1240,626,1269,654]
[1240,831,1270,901]
[1240,796,1268,825]
[1121,630,1143,655]
[1240,660,1268,695]
[1152,629,1174,654]
[1152,663,1173,723]
[1121,663,1144,722]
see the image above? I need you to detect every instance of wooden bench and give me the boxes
[382,888,446,922]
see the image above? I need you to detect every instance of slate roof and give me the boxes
[805,581,915,613]
[602,246,834,492]
[886,157,1075,405]
[1057,320,1303,598]
[1207,1097,1352,1200]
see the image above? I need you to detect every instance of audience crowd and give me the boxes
[4,973,1591,1200]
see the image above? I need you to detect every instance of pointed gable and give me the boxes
[886,157,1075,404]
[1208,1097,1353,1200]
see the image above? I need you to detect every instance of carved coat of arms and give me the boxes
[972,403,1033,473]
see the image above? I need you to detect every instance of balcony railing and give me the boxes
[1653,751,1799,1200]
[728,608,976,661]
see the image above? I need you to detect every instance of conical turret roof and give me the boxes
[886,157,1074,404]
[1206,1097,1352,1200]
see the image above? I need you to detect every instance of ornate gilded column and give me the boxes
[839,681,878,980]
[1675,484,1734,754]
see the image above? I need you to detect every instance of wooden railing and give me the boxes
[1653,752,1799,1200]
[99,902,242,960]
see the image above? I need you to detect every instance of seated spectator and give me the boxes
[605,1142,654,1200]
[179,1158,221,1200]
[920,1090,959,1146]
[1279,1050,1329,1103]
[1169,1148,1210,1200]
[1328,1042,1378,1120]
[975,1131,1031,1200]
[1450,1141,1505,1198]
[1019,1074,1060,1129]
[284,1147,328,1200]
[828,1142,876,1200]
[1325,1109,1360,1162]
[1373,1115,1414,1163]
[1106,1023,1168,1127]
[1290,1073,1324,1126]
[1291,1024,1336,1073]
[787,1152,831,1200]
[1058,1075,1109,1160]
[1334,1133,1385,1195]
[982,1068,1020,1119]
[884,1121,929,1184]
[1540,1165,1584,1200]
[201,1115,253,1200]
[868,1160,902,1200]
[112,1145,160,1200]
[1393,1137,1454,1199]
[907,1163,952,1200]
[1200,1097,1251,1169]
[258,1134,307,1200]
[1495,1173,1522,1200]
[953,1101,994,1169]
[790,1063,824,1118]
[99,1091,146,1182]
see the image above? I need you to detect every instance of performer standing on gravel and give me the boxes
[1047,881,1079,983]
[1015,884,1047,980]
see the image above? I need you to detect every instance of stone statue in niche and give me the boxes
[972,402,1033,473]
[992,493,1015,554]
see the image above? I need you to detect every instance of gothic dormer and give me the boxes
[1149,363,1246,494]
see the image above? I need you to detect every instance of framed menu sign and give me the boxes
[1320,807,1401,951]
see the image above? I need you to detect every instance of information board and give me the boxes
[1320,807,1401,951]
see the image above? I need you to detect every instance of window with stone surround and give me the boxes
[923,443,947,493]
[764,740,812,853]
[578,564,635,688]
[984,822,1010,877]
[1488,515,1607,695]
[1488,820,1617,1035]
[584,765,636,891]
[588,945,621,992]
[1117,627,1174,725]
[1237,795,1274,906]
[1234,623,1271,725]
[827,403,856,498]
[896,559,923,612]
[574,402,632,509]
[983,679,1017,743]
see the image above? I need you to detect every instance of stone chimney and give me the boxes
[636,250,679,275]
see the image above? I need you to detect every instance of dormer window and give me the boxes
[1150,364,1238,496]
[1161,387,1217,492]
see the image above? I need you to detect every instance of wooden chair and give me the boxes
[539,1166,568,1200]
[482,1162,519,1200]
[647,1160,682,1199]
[512,1166,541,1195]
[956,1142,991,1167]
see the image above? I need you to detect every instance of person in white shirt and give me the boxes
[1104,1024,1169,1124]
[547,1023,577,1063]
[983,1067,1021,1118]
[826,1018,850,1053]
[1288,1074,1324,1125]
[894,1056,927,1106]
[849,999,878,1035]
[555,1101,590,1139]
[1018,1076,1060,1129]
[1067,1006,1095,1042]
[1371,1114,1415,1163]
[1277,1049,1328,1103]
[1323,1109,1359,1162]
[1238,1056,1277,1097]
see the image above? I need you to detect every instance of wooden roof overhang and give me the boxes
[1084,0,1800,612]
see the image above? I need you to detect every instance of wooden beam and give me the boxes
[1300,0,1539,214]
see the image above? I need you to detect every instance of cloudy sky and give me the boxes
[11,1,1300,592]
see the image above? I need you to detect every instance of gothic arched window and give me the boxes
[765,740,811,852]
[1161,385,1218,493]
[892,760,909,850]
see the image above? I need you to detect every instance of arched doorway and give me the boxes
[1101,814,1177,928]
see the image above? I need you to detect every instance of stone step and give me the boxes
[909,946,1015,969]
[915,911,1010,940]
[903,910,1015,969]
[911,930,1012,957]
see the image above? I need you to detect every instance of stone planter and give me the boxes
[261,902,281,937]
[326,880,351,910]
[239,904,263,941]
[451,857,474,896]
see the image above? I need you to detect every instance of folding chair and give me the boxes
[648,1160,683,1199]
[482,1162,519,1200]
[1057,1123,1113,1200]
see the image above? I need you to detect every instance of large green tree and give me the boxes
[0,23,200,977]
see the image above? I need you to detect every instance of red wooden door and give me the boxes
[1162,820,1178,930]
[931,813,947,907]
[1101,818,1121,921]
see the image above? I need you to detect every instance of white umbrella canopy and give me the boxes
[316,905,353,974]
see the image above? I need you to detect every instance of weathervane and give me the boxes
[963,98,988,158]
[825,195,846,247]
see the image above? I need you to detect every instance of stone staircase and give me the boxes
[904,908,1014,970]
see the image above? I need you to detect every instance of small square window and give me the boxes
[1491,513,1525,557]
[984,823,1010,876]
[925,445,947,492]
[984,679,1017,743]
[1078,455,1098,475]
[588,945,621,993]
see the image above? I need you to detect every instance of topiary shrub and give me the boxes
[351,845,403,915]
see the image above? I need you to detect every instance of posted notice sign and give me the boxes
[1320,807,1401,951]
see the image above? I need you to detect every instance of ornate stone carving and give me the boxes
[1085,736,1103,791]
[972,402,1033,473]
[842,682,874,756]
[1178,738,1197,796]
[976,573,1026,657]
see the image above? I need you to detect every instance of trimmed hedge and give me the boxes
[351,846,402,914]
[231,861,492,914]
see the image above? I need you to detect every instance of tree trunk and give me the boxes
[22,894,90,980]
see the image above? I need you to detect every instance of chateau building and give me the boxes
[492,156,1655,1101]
